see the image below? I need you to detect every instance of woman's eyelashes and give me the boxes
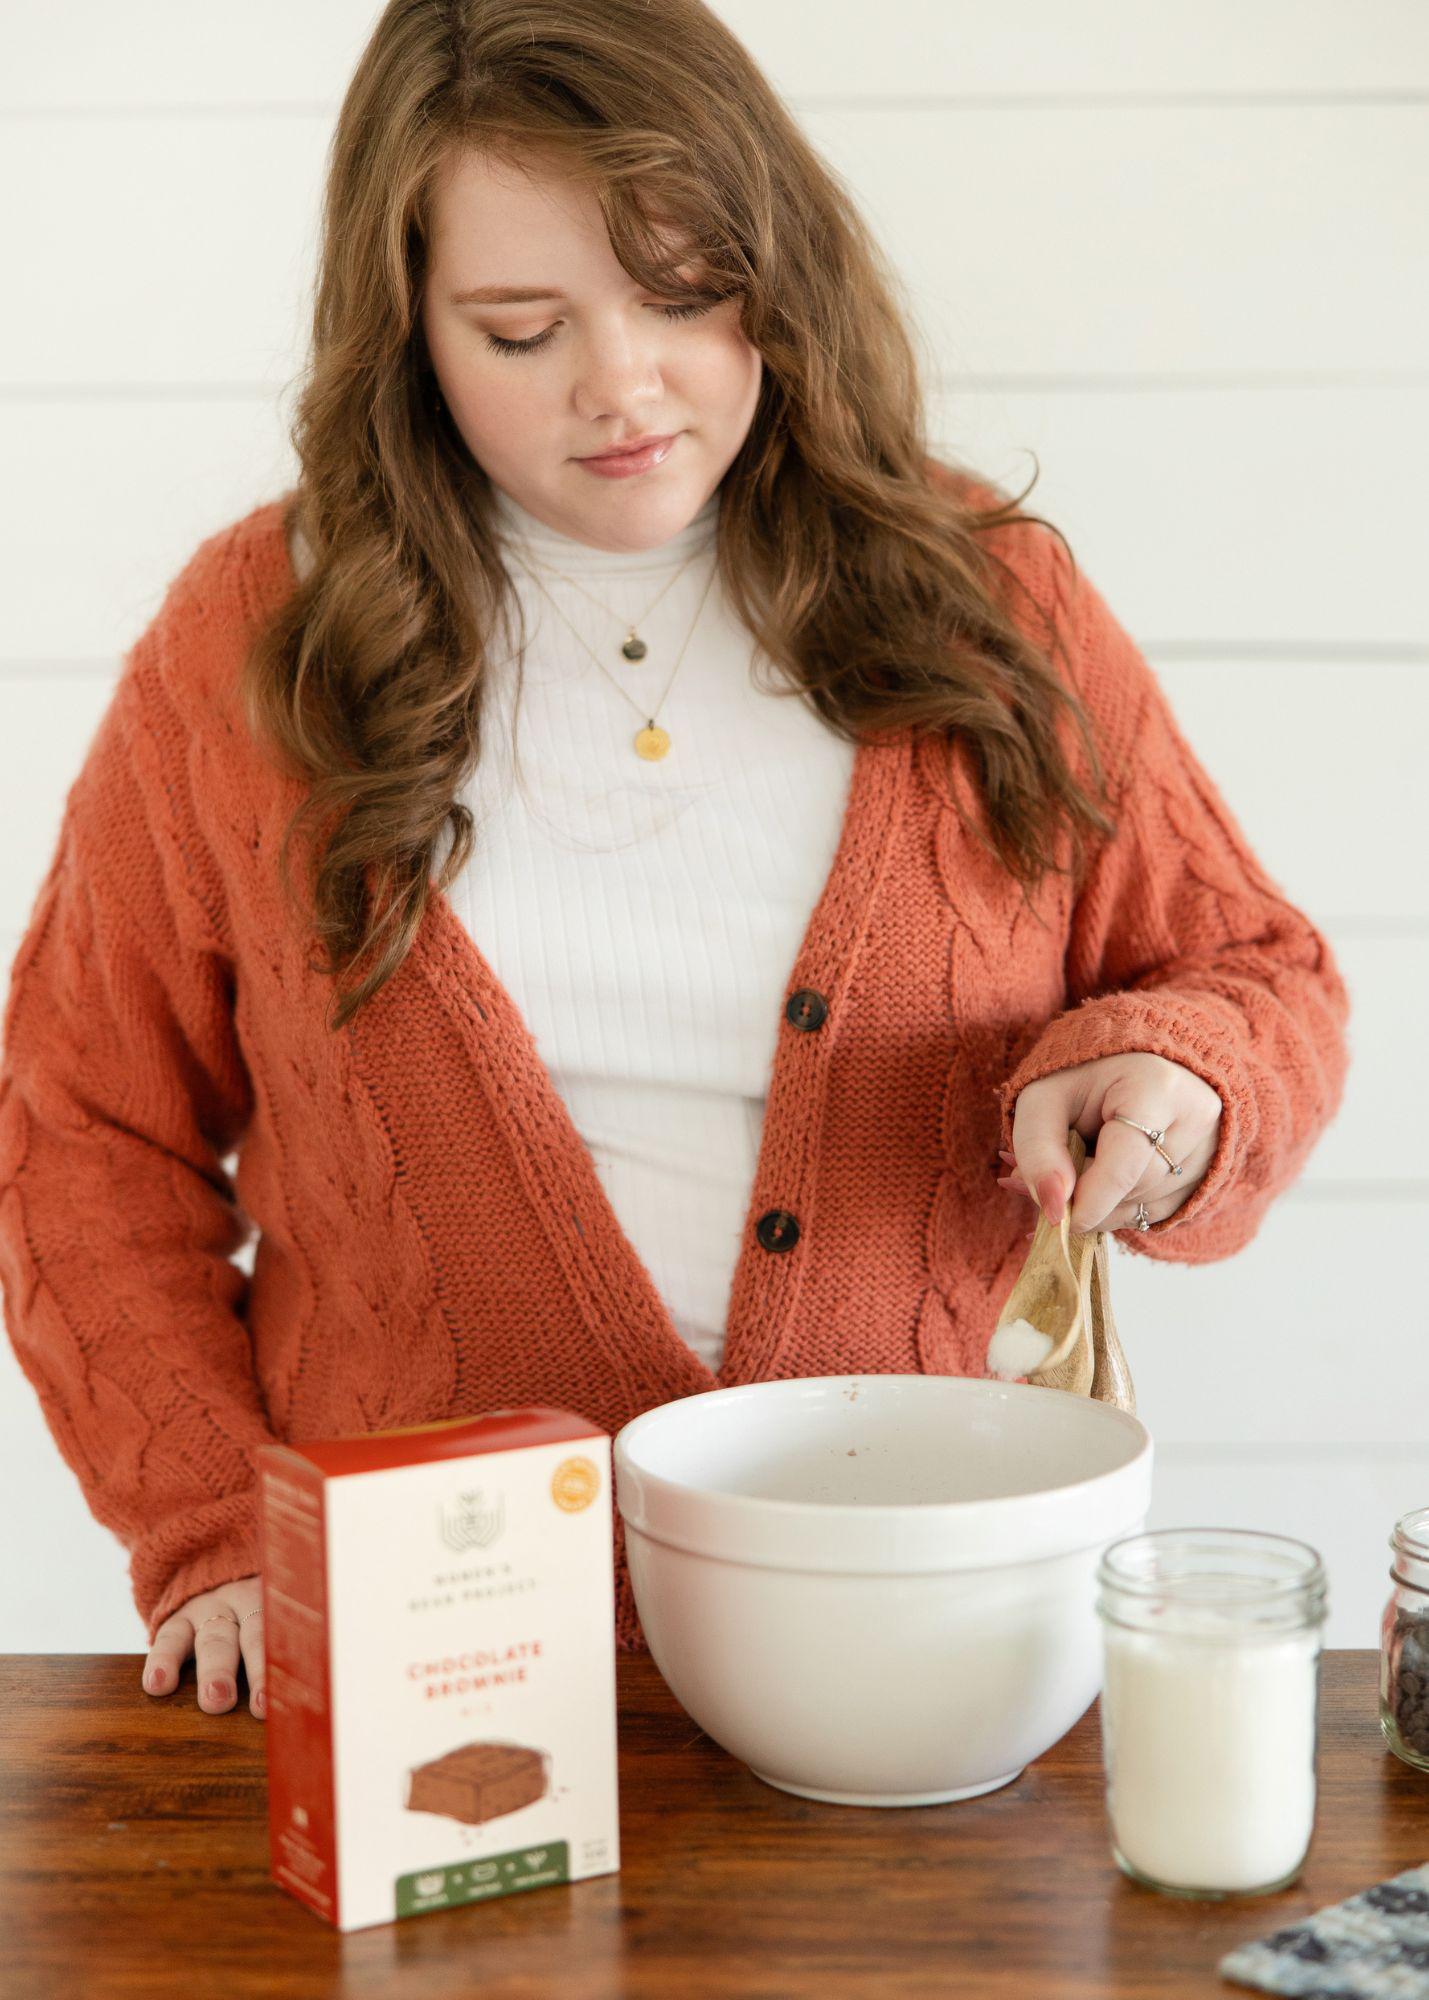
[482,297,719,357]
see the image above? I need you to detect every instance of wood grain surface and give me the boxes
[0,1650,1424,1998]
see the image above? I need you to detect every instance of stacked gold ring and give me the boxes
[1112,1113,1184,1175]
[1114,1112,1185,1232]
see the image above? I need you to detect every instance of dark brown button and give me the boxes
[755,1208,800,1254]
[785,988,829,1033]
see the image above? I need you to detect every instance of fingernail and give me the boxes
[205,1680,230,1704]
[1039,1176,1065,1223]
[145,1667,165,1692]
[253,1688,267,1715]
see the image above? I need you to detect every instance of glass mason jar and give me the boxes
[1095,1528,1328,1899]
[1380,1504,1429,1773]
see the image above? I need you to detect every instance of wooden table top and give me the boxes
[2,1649,1425,1999]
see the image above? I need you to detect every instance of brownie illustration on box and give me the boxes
[404,1741,552,1826]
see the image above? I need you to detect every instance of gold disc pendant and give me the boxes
[633,723,670,761]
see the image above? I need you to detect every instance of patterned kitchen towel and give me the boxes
[1219,1863,1429,1997]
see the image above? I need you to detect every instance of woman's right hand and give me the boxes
[142,1575,266,1719]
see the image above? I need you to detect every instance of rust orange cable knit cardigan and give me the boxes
[0,488,1350,1652]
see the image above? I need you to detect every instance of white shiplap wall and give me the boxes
[1,3,1426,1652]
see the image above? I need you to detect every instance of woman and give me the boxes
[0,0,1348,1724]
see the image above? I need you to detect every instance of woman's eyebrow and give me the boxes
[450,264,705,308]
[450,284,565,305]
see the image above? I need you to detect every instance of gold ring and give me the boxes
[1112,1112,1184,1176]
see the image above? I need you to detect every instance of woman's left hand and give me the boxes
[997,1051,1224,1233]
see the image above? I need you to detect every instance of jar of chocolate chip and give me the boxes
[1380,1504,1429,1772]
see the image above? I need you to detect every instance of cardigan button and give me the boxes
[785,988,829,1032]
[756,1209,800,1254]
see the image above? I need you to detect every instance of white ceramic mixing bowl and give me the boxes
[614,1373,1153,1806]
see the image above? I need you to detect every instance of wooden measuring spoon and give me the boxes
[987,1125,1140,1406]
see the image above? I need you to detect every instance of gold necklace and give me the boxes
[510,552,719,760]
[504,538,709,663]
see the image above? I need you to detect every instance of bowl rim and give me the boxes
[613,1373,1154,1573]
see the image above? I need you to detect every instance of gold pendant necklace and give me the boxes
[507,542,704,665]
[633,723,671,761]
[509,553,719,760]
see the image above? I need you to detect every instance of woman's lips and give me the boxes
[576,434,679,479]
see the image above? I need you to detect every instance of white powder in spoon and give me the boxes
[986,1316,1055,1381]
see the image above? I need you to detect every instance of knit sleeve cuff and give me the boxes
[134,1488,263,1645]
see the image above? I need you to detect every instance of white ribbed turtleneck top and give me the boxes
[438,481,857,1373]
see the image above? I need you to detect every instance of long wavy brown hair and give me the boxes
[242,0,1118,1034]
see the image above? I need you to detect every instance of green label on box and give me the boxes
[396,1841,570,1916]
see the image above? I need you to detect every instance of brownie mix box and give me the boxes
[254,1407,620,1931]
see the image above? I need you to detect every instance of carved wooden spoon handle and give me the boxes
[1026,1217,1097,1393]
[1088,1232,1136,1413]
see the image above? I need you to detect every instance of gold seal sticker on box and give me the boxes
[551,1456,600,1512]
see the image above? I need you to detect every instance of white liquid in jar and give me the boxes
[1101,1613,1320,1893]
